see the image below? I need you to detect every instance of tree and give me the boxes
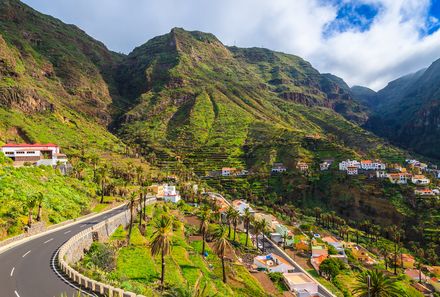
[150,214,174,289]
[319,258,342,280]
[256,219,269,252]
[35,192,45,222]
[26,195,37,228]
[126,192,137,245]
[197,207,212,256]
[242,208,253,247]
[379,244,391,271]
[225,206,235,237]
[89,154,100,181]
[211,224,231,283]
[314,207,322,224]
[352,269,405,297]
[230,209,240,242]
[387,226,404,274]
[415,248,425,283]
[96,166,111,204]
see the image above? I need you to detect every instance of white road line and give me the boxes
[10,267,15,277]
[14,290,20,297]
[51,248,98,297]
[80,224,87,227]
[64,230,71,234]
[43,238,54,244]
[22,250,31,258]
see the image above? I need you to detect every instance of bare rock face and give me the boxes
[0,87,52,113]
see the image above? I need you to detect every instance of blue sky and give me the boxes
[21,0,440,90]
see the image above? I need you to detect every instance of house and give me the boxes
[232,200,255,215]
[405,268,427,282]
[339,160,360,171]
[221,167,237,176]
[397,254,416,269]
[360,160,386,170]
[253,254,295,273]
[320,162,331,171]
[148,184,165,197]
[311,254,327,272]
[254,213,279,231]
[297,162,309,172]
[283,273,319,297]
[349,245,376,265]
[1,143,68,167]
[163,185,181,203]
[271,163,287,173]
[415,189,435,196]
[347,166,358,175]
[311,245,328,258]
[275,224,295,246]
[388,173,411,184]
[411,175,430,185]
[322,236,344,254]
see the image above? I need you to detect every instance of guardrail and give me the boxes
[57,197,156,297]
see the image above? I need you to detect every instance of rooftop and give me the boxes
[2,143,59,148]
[283,272,315,285]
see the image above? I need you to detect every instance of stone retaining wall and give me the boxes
[58,198,156,297]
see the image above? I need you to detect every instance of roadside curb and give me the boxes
[0,202,126,256]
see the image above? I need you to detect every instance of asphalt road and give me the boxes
[0,205,128,297]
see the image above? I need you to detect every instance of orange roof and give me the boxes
[401,254,415,262]
[413,175,427,179]
[322,236,339,243]
[361,160,372,164]
[222,167,236,171]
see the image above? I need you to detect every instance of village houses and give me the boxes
[415,189,435,196]
[283,272,319,297]
[360,160,386,170]
[296,161,309,172]
[388,173,412,184]
[232,200,255,216]
[347,166,358,175]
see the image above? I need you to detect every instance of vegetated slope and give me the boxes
[116,28,399,175]
[363,63,440,159]
[0,0,126,153]
[350,85,378,108]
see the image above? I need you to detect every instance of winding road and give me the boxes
[0,205,128,297]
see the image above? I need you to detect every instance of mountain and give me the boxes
[363,65,440,159]
[351,85,378,108]
[114,28,397,176]
[0,0,126,154]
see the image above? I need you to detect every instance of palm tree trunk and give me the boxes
[233,224,237,242]
[36,204,42,222]
[228,223,231,237]
[100,181,105,204]
[202,230,206,255]
[394,242,397,275]
[261,232,265,252]
[127,202,134,245]
[143,195,147,221]
[221,255,227,283]
[245,222,249,246]
[161,248,165,289]
[28,209,33,228]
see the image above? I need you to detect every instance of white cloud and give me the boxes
[22,0,440,90]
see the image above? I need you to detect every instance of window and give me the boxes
[5,152,13,155]
[16,151,25,154]
[26,151,35,154]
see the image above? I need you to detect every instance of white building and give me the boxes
[376,171,387,178]
[415,189,435,196]
[283,273,319,297]
[339,160,360,171]
[271,163,287,173]
[347,166,358,175]
[163,185,181,203]
[360,160,386,170]
[320,162,331,171]
[253,254,295,273]
[1,143,68,167]
[232,200,255,215]
[388,173,411,184]
[221,167,237,176]
[411,175,430,185]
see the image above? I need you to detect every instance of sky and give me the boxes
[22,0,440,90]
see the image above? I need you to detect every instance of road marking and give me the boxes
[43,238,53,244]
[22,250,31,258]
[14,290,20,297]
[51,248,98,297]
[80,224,87,227]
[10,267,14,277]
[64,230,71,234]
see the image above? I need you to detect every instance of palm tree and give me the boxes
[352,269,405,297]
[388,226,404,274]
[89,154,100,181]
[150,214,174,289]
[242,208,253,246]
[35,192,45,222]
[197,207,212,256]
[379,244,390,271]
[26,195,37,228]
[313,207,322,224]
[225,206,235,237]
[257,219,269,252]
[96,166,110,204]
[211,224,232,283]
[230,209,240,242]
[126,192,137,245]
[415,248,425,282]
